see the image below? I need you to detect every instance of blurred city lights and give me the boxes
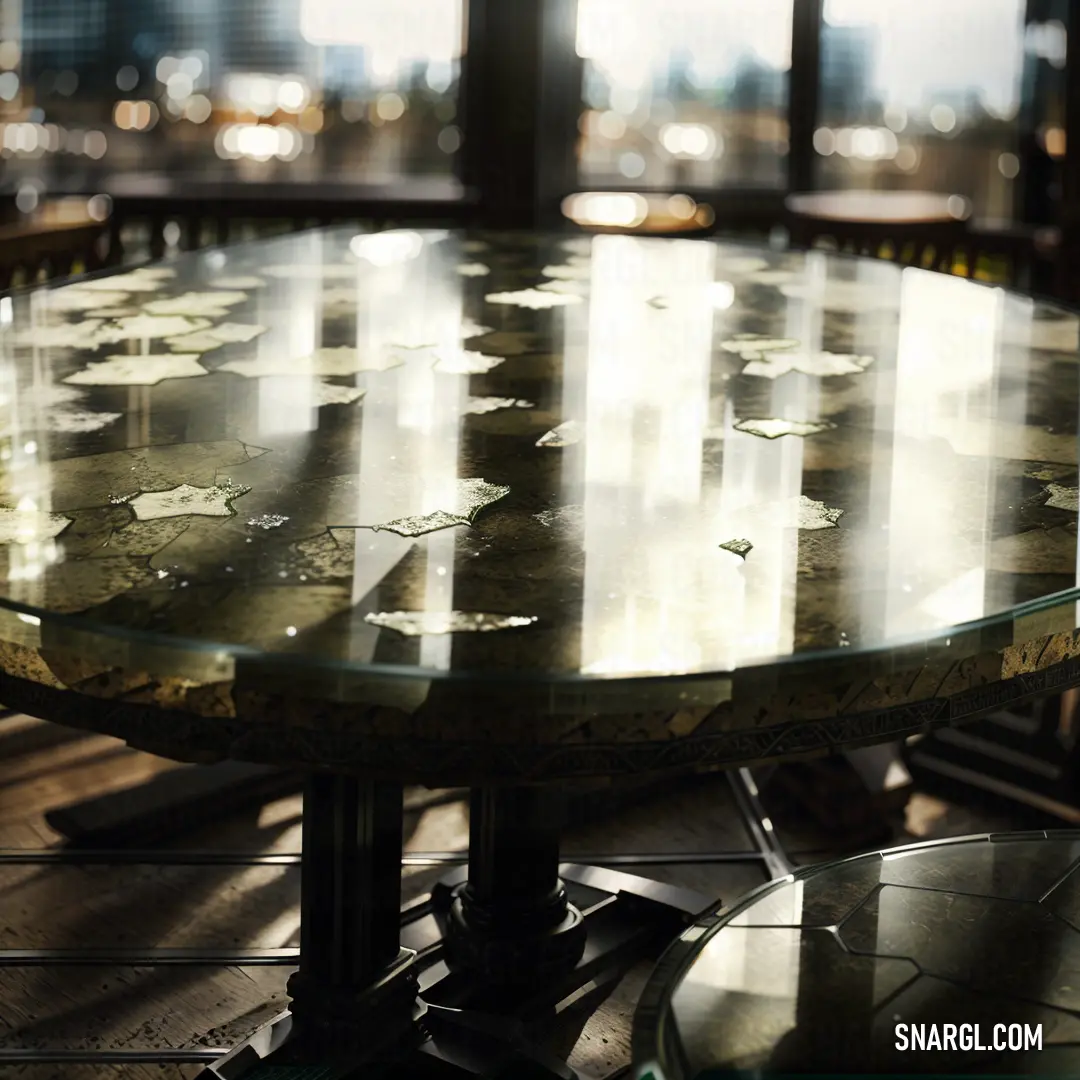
[277,79,309,112]
[596,111,626,140]
[658,122,717,159]
[0,123,52,156]
[945,195,971,220]
[882,105,908,132]
[223,73,308,117]
[166,72,194,100]
[297,107,324,133]
[184,95,213,124]
[997,152,1020,178]
[113,100,158,132]
[14,182,38,213]
[83,131,108,159]
[178,55,204,79]
[667,194,696,219]
[1039,124,1066,159]
[814,125,901,161]
[340,99,365,123]
[813,127,835,155]
[425,62,453,93]
[375,92,405,121]
[437,125,461,153]
[928,104,957,134]
[215,123,302,162]
[894,145,919,171]
[53,70,77,96]
[1026,20,1067,69]
[116,65,139,91]
[155,56,178,83]
[87,194,113,221]
[562,192,649,228]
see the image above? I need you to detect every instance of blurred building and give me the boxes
[819,22,877,123]
[219,0,317,79]
[22,0,106,82]
[323,46,368,95]
[729,53,785,114]
[6,0,1052,224]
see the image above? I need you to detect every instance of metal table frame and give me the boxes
[0,770,788,1072]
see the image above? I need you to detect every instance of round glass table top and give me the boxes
[633,832,1080,1078]
[2,227,1080,706]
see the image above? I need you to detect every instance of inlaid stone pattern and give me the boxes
[637,833,1080,1078]
[0,227,1077,777]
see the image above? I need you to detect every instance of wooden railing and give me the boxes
[0,199,109,289]
[100,176,478,262]
[0,189,1069,310]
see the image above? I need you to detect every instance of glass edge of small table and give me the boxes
[629,829,1080,1080]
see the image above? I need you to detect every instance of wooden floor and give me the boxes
[0,713,1030,1080]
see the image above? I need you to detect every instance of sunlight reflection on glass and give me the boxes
[881,270,1001,636]
[351,235,464,670]
[780,251,828,415]
[350,230,425,267]
[713,407,807,667]
[0,376,54,598]
[4,291,68,601]
[255,234,319,436]
[577,235,717,676]
[673,920,801,1059]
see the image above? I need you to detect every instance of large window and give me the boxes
[575,0,793,190]
[0,0,1063,227]
[5,0,465,193]
[813,0,1028,219]
[572,0,1039,222]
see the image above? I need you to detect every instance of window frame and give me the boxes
[464,0,1057,231]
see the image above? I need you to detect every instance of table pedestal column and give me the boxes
[445,786,586,984]
[285,773,421,1057]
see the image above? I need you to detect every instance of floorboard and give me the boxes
[0,716,1033,1079]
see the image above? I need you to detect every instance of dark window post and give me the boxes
[1063,4,1080,214]
[1017,0,1067,225]
[787,0,824,194]
[1059,1,1080,295]
[459,0,581,229]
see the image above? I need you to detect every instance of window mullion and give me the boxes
[788,0,824,194]
[1063,2,1080,224]
[459,0,580,229]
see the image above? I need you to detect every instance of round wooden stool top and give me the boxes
[561,191,714,234]
[785,189,969,227]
